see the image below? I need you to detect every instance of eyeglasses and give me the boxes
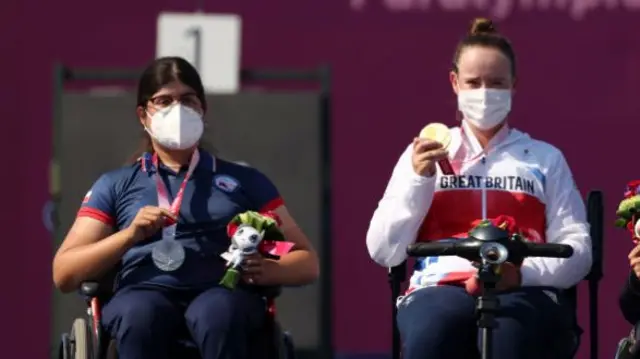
[148,93,202,109]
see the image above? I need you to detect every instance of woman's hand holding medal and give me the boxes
[411,139,448,178]
[412,123,453,177]
[126,206,177,241]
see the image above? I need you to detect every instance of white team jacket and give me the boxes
[366,122,592,293]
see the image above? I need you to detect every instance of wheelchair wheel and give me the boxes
[59,333,70,359]
[70,318,92,359]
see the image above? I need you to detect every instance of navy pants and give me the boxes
[102,285,266,359]
[397,286,574,359]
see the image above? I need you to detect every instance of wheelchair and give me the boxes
[57,270,296,359]
[387,190,605,359]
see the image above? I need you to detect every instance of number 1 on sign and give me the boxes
[185,27,202,73]
[157,13,241,93]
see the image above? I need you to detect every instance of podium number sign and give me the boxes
[157,13,242,94]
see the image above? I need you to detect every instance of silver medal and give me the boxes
[152,225,185,271]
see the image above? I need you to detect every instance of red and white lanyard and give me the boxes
[152,149,200,227]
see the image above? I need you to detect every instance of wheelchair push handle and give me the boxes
[525,242,573,258]
[406,221,575,264]
[406,240,475,258]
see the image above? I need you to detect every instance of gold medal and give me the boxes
[419,123,452,149]
[418,123,455,175]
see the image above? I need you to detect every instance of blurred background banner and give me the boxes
[1,1,639,358]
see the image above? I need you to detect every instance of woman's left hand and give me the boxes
[242,253,279,285]
[464,261,521,296]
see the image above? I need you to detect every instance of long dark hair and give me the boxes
[128,57,210,163]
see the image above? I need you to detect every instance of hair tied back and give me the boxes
[469,18,498,36]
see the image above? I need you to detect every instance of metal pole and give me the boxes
[51,63,65,247]
[318,65,334,359]
[49,62,67,358]
[481,326,492,359]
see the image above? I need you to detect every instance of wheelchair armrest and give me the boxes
[78,268,119,301]
[79,277,116,301]
[80,281,102,298]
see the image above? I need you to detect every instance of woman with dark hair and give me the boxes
[52,57,320,359]
[366,18,592,359]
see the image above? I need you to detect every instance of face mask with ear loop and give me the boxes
[457,88,512,130]
[145,104,204,150]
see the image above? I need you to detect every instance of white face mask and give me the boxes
[457,88,512,130]
[146,104,204,150]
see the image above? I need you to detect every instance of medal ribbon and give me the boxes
[152,149,200,227]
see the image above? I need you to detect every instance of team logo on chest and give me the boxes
[214,175,240,193]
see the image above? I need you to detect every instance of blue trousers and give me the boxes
[397,286,574,359]
[102,285,266,359]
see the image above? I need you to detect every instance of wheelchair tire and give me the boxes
[70,318,91,359]
[59,333,71,359]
